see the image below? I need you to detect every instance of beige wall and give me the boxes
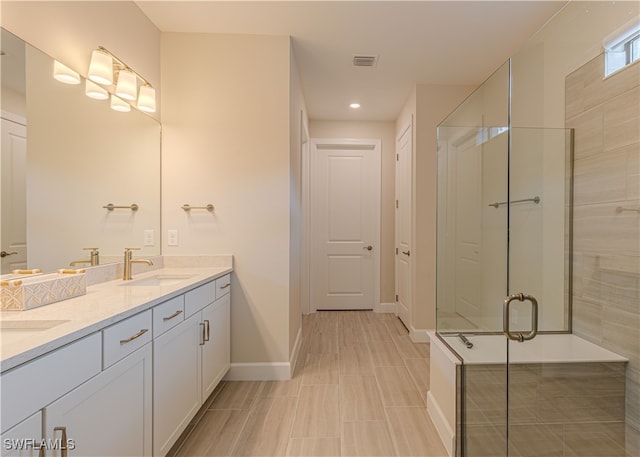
[161,32,293,365]
[289,45,307,357]
[397,84,475,332]
[309,120,396,305]
[1,1,161,117]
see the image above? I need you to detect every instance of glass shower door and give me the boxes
[505,127,573,457]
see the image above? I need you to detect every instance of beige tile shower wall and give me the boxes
[566,55,640,455]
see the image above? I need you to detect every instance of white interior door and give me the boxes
[395,122,412,328]
[452,133,482,320]
[310,139,380,311]
[1,116,27,274]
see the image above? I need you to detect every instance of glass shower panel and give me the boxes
[436,61,510,334]
[507,128,573,333]
[506,127,574,457]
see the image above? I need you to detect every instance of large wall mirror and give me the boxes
[1,28,161,274]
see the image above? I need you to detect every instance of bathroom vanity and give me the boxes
[0,265,231,457]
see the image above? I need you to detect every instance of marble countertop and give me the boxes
[0,266,232,373]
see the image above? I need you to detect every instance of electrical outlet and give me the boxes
[144,229,155,246]
[167,229,178,246]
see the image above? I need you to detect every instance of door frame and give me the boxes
[395,119,413,327]
[1,111,28,274]
[302,137,381,313]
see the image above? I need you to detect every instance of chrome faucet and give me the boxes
[70,247,100,267]
[123,248,153,280]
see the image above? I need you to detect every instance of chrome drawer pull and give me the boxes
[120,328,149,345]
[163,310,183,321]
[220,283,231,289]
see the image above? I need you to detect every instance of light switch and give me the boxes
[168,229,179,246]
[144,229,155,246]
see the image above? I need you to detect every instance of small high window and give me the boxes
[604,18,640,77]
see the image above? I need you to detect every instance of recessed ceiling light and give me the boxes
[349,103,361,109]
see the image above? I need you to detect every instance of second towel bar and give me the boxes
[103,203,139,211]
[181,204,214,212]
[489,196,540,209]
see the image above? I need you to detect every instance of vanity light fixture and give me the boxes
[88,49,113,85]
[87,46,157,113]
[110,94,130,112]
[137,85,156,113]
[53,60,81,85]
[115,68,137,101]
[85,80,109,100]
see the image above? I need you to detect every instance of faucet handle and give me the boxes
[83,247,99,252]
[124,247,141,252]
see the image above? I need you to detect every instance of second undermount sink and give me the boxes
[0,319,70,344]
[120,274,196,287]
[0,319,70,331]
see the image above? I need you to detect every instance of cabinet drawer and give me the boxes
[184,281,215,317]
[153,295,185,338]
[215,274,231,300]
[1,333,101,433]
[103,310,152,369]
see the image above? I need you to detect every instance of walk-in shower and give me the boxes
[429,2,640,456]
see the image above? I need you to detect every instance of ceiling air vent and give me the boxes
[352,55,378,67]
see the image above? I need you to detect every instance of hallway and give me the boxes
[169,311,447,456]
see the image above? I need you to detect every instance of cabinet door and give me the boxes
[201,294,230,401]
[1,412,41,457]
[153,313,201,457]
[45,344,152,457]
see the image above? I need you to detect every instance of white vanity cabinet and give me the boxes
[0,271,231,457]
[154,275,231,456]
[1,412,42,457]
[201,293,230,400]
[153,313,201,457]
[45,344,153,457]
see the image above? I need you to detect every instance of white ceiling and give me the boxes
[136,1,567,121]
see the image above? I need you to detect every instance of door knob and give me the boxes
[363,245,373,251]
[0,251,18,258]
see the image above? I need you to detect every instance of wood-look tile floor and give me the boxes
[168,311,447,457]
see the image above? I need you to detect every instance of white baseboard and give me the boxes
[409,326,432,343]
[225,327,303,382]
[427,390,456,457]
[224,362,291,381]
[374,302,396,313]
[289,327,303,377]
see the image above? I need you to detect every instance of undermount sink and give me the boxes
[0,319,70,331]
[0,319,70,344]
[120,274,196,287]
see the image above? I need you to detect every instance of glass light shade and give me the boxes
[110,94,130,112]
[53,60,81,84]
[137,85,156,113]
[115,69,137,101]
[85,80,109,100]
[88,49,113,85]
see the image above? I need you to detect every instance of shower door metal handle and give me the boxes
[503,293,538,342]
